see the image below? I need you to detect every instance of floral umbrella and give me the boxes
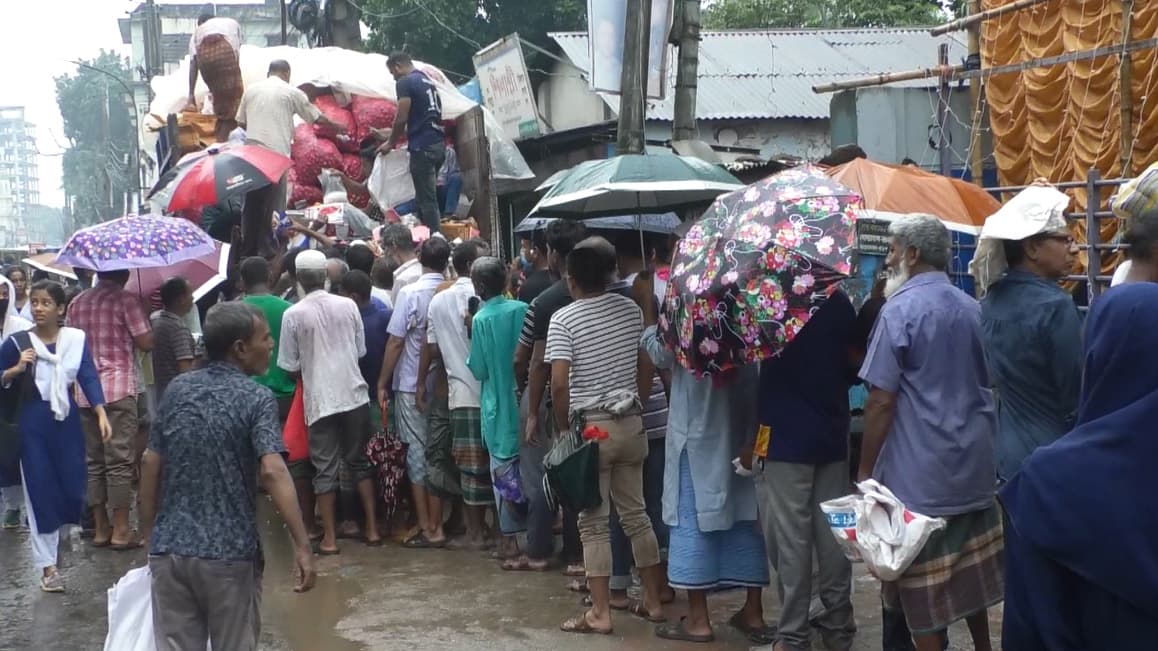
[659,166,860,376]
[55,214,218,271]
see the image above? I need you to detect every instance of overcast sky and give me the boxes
[0,1,258,209]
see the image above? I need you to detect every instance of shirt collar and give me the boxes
[891,271,951,299]
[395,258,420,275]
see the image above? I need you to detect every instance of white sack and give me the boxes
[367,150,416,210]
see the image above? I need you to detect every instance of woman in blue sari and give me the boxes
[1000,282,1158,650]
[2,281,110,592]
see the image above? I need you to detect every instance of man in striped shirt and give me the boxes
[547,237,666,635]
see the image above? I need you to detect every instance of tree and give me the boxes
[703,0,949,29]
[54,52,135,229]
[360,0,587,83]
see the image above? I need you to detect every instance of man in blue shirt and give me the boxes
[979,217,1082,481]
[756,291,858,651]
[339,269,393,432]
[381,52,446,234]
[860,214,1003,651]
[140,302,315,651]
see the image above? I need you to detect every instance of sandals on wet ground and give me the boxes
[402,532,446,549]
[655,618,715,644]
[500,556,549,572]
[110,539,144,552]
[628,601,665,623]
[566,578,589,593]
[311,540,341,556]
[559,612,612,635]
[40,573,65,593]
[562,563,585,577]
[728,612,778,645]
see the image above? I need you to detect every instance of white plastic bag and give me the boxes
[104,566,156,651]
[819,479,946,582]
[367,150,416,210]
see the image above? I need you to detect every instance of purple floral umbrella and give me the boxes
[55,214,218,271]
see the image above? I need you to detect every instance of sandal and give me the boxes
[580,596,629,611]
[40,572,65,593]
[402,533,446,549]
[728,612,778,645]
[566,578,589,594]
[655,618,715,643]
[500,556,549,572]
[363,536,385,547]
[559,612,612,635]
[628,601,665,623]
[562,563,585,577]
[312,541,341,556]
[109,540,144,552]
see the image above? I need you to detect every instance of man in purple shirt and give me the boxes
[858,214,1003,651]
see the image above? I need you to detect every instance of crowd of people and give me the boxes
[2,185,1158,650]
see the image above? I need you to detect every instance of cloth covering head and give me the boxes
[969,185,1071,295]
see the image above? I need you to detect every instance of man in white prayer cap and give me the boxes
[970,185,1083,481]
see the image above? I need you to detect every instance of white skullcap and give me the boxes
[296,249,328,271]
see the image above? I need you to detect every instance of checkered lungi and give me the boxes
[196,34,243,119]
[450,407,492,506]
[881,500,1006,635]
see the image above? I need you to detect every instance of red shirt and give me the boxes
[66,281,151,405]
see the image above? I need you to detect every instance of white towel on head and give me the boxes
[28,328,85,421]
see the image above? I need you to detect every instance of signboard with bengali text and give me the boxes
[473,35,542,141]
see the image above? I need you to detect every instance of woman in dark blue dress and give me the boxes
[1,281,109,593]
[1001,282,1158,649]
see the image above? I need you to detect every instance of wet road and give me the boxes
[0,502,1003,651]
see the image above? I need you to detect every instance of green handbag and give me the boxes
[542,427,601,513]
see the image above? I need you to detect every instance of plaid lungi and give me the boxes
[881,501,1006,635]
[424,394,461,499]
[196,34,243,119]
[450,407,492,506]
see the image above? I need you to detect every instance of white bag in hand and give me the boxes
[104,566,156,651]
[367,150,416,210]
[820,479,946,581]
[104,566,212,651]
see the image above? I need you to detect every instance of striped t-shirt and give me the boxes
[545,292,643,405]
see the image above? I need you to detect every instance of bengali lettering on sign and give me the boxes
[472,35,542,141]
[855,218,891,256]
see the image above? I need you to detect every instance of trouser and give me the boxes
[150,554,263,651]
[609,436,667,590]
[82,396,139,509]
[761,459,856,651]
[21,463,57,569]
[409,143,446,234]
[518,431,552,558]
[578,413,660,578]
[241,172,287,256]
[1,484,23,512]
[308,404,373,495]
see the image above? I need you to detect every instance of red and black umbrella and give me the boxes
[150,144,293,212]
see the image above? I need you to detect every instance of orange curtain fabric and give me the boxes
[981,0,1158,275]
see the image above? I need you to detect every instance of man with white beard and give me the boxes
[859,214,1004,651]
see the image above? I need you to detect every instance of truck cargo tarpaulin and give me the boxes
[144,45,534,181]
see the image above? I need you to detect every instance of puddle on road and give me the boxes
[259,504,366,651]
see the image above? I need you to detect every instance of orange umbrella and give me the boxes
[826,159,999,234]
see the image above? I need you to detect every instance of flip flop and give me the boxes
[580,596,629,611]
[559,613,612,636]
[363,537,385,547]
[566,579,589,594]
[655,618,715,644]
[628,601,665,623]
[312,541,341,556]
[727,612,778,645]
[562,563,586,577]
[500,557,550,572]
[109,540,143,552]
[90,539,111,549]
[402,533,446,549]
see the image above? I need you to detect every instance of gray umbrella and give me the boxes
[515,213,681,235]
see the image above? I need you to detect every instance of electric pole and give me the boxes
[672,0,701,142]
[617,0,652,155]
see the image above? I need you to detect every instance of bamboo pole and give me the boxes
[930,0,1050,36]
[1119,0,1135,174]
[811,65,961,94]
[967,0,985,186]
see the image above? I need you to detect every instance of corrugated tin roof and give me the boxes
[548,29,969,120]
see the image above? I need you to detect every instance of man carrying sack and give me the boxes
[187,13,244,143]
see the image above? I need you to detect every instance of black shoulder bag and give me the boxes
[0,331,36,469]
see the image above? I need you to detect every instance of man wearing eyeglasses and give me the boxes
[973,186,1083,483]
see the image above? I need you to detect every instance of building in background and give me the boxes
[539,29,970,165]
[118,0,308,185]
[0,107,39,247]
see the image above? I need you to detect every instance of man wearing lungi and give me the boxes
[859,214,1004,651]
[187,14,244,143]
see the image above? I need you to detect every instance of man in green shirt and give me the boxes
[466,257,532,564]
[240,256,297,412]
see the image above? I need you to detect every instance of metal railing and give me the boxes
[985,169,1127,304]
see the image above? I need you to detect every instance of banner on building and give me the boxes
[586,0,674,99]
[472,35,543,141]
